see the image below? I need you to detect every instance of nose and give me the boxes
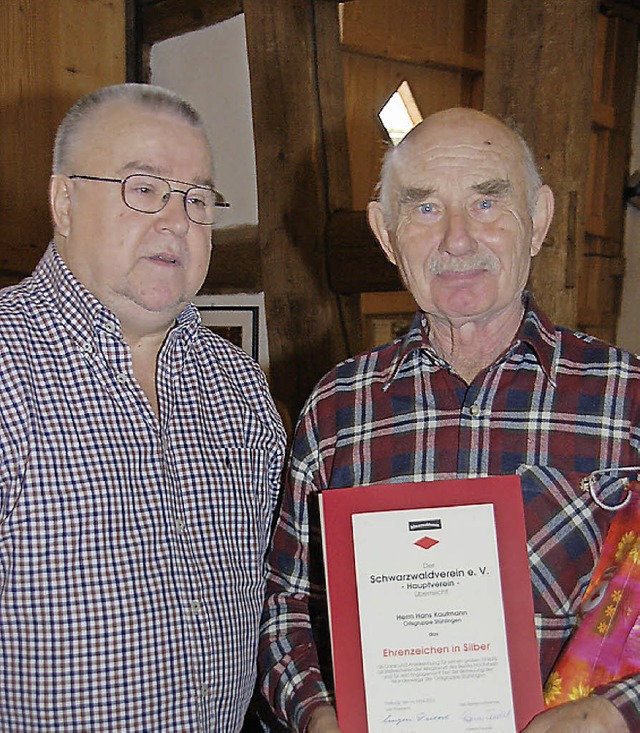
[155,190,190,237]
[440,208,476,255]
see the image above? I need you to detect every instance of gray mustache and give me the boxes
[429,254,500,275]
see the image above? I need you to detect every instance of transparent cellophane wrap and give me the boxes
[544,485,640,707]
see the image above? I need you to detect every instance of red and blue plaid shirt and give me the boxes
[259,296,640,732]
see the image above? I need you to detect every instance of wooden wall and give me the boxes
[3,0,639,423]
[485,0,639,343]
[1,0,126,284]
[341,0,485,210]
[328,0,487,344]
[579,8,639,342]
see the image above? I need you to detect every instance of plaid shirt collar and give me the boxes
[383,292,557,390]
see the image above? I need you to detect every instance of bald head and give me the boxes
[378,108,542,228]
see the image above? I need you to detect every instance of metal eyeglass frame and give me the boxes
[68,173,230,225]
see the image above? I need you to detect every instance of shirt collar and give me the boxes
[33,242,199,347]
[383,292,558,390]
[516,295,557,383]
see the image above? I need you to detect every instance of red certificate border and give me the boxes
[320,475,543,732]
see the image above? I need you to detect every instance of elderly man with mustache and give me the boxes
[258,108,640,733]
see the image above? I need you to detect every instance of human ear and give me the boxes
[530,184,554,257]
[49,175,72,237]
[367,200,398,266]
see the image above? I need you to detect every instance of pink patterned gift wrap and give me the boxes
[544,486,640,707]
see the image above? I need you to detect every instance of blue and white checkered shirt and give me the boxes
[0,243,285,731]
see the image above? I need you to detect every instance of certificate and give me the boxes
[319,476,542,733]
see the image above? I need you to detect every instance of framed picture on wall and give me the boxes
[193,293,270,374]
[360,291,417,351]
[198,303,259,359]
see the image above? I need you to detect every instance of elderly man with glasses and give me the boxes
[0,83,285,731]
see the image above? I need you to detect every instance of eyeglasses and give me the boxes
[68,173,230,225]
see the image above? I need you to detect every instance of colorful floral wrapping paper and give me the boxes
[544,486,640,708]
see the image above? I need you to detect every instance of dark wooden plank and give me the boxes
[200,225,262,293]
[314,0,353,212]
[140,0,243,45]
[313,1,366,357]
[580,10,638,339]
[326,211,402,293]
[602,0,640,22]
[125,0,140,81]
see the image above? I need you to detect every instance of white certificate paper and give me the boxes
[352,503,515,732]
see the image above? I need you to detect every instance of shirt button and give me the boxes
[200,683,211,698]
[469,404,481,416]
[116,373,128,385]
[81,340,93,354]
[191,600,202,615]
[175,518,186,534]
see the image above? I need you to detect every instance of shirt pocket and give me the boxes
[515,465,627,635]
[182,447,275,578]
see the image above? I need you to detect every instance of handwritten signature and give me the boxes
[382,713,450,726]
[462,709,512,723]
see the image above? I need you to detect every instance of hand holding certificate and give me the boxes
[320,476,542,733]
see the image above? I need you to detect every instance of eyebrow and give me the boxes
[472,178,511,196]
[119,161,215,189]
[396,178,512,206]
[397,186,436,206]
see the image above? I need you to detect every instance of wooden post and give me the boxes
[244,0,349,420]
[484,0,598,330]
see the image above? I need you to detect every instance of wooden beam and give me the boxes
[313,1,364,355]
[201,225,262,293]
[340,1,485,73]
[314,0,353,212]
[592,101,616,129]
[326,211,402,293]
[601,0,640,23]
[340,42,484,75]
[244,0,349,419]
[140,0,242,45]
[484,0,598,330]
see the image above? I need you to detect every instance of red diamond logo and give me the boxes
[415,536,439,550]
